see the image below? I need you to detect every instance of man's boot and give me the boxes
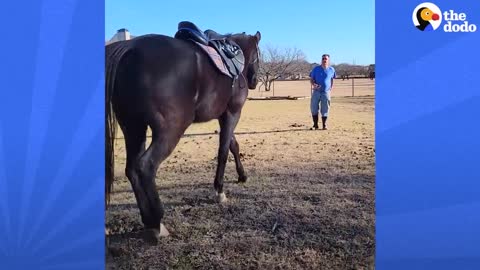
[311,115,319,130]
[322,116,328,130]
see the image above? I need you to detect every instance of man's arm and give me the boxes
[310,70,319,91]
[330,69,336,90]
[309,68,315,85]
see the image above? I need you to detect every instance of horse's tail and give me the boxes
[105,41,131,208]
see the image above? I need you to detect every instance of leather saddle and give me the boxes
[174,21,245,80]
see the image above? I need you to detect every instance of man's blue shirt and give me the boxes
[310,66,336,93]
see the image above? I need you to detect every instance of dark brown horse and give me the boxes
[105,29,261,241]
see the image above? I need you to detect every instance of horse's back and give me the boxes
[107,34,197,67]
[129,34,198,59]
[107,33,237,126]
[109,34,202,122]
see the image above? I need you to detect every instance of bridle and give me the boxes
[251,41,260,64]
[236,37,260,89]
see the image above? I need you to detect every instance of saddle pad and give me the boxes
[193,41,232,78]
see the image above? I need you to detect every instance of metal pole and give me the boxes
[273,80,275,97]
[352,78,355,97]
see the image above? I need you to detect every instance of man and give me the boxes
[309,54,336,130]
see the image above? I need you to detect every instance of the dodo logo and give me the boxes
[413,3,442,31]
[413,2,477,32]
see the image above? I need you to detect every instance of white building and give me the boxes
[106,28,136,45]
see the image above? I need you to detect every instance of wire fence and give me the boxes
[249,78,375,99]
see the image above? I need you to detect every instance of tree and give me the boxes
[332,63,375,79]
[258,45,309,91]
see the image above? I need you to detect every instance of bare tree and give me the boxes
[332,63,374,79]
[258,45,309,91]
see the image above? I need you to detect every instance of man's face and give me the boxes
[322,55,330,66]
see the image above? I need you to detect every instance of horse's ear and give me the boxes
[255,31,261,42]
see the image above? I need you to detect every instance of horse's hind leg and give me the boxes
[121,119,172,242]
[135,118,188,241]
[230,134,247,183]
[214,111,241,203]
[119,121,162,236]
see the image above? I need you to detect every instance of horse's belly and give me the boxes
[193,107,221,123]
[193,98,228,123]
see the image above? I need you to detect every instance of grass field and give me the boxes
[106,79,375,269]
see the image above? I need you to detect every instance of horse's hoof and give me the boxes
[238,174,248,183]
[216,192,228,203]
[143,230,159,245]
[159,223,170,237]
[143,223,170,244]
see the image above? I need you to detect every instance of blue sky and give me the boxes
[105,0,375,65]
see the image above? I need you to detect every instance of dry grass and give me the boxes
[106,79,375,270]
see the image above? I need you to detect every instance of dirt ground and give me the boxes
[106,79,375,270]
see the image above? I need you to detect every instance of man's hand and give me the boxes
[312,83,320,90]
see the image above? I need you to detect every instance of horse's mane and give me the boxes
[225,32,255,47]
[224,32,252,40]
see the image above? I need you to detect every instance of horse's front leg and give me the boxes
[214,111,240,203]
[230,134,247,183]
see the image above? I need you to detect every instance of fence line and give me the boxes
[253,78,375,98]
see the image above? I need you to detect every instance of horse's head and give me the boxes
[231,31,261,89]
